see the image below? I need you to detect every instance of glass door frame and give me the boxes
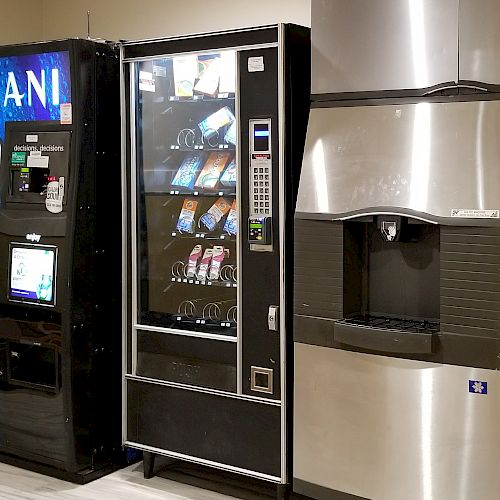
[127,47,241,381]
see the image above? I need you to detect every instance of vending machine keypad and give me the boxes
[249,119,272,217]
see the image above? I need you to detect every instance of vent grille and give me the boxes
[294,219,343,319]
[441,226,500,339]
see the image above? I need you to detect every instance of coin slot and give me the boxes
[250,366,273,394]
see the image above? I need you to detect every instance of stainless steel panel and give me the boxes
[311,0,458,95]
[294,343,500,500]
[297,101,500,219]
[459,0,500,85]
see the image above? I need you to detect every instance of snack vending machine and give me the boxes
[122,25,310,494]
[0,40,122,482]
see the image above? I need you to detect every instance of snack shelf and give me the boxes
[168,145,234,151]
[140,313,237,335]
[168,231,235,241]
[167,93,235,103]
[163,189,236,197]
[168,277,237,288]
[172,315,237,333]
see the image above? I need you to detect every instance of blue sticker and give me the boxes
[469,380,488,394]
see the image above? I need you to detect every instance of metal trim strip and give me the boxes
[124,441,282,483]
[129,66,138,376]
[125,374,282,406]
[133,323,237,342]
[277,22,287,484]
[338,211,438,225]
[121,25,278,47]
[120,43,128,444]
[236,49,243,395]
[123,43,278,63]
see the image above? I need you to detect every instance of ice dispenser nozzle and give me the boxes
[377,215,401,242]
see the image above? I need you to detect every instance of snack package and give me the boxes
[218,51,236,94]
[196,248,214,281]
[209,246,228,280]
[223,200,237,235]
[224,121,236,145]
[198,107,235,140]
[171,153,205,189]
[200,197,231,231]
[186,244,203,278]
[220,158,236,187]
[176,198,198,233]
[173,55,198,97]
[195,152,231,189]
[194,55,220,96]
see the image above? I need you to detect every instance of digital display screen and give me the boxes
[254,130,269,137]
[9,244,57,306]
[0,51,71,140]
[250,223,262,228]
[253,123,270,152]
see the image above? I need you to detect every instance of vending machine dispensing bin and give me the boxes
[122,25,310,496]
[0,40,122,482]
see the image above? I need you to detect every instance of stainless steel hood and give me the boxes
[296,100,500,221]
[311,0,458,95]
[311,0,500,95]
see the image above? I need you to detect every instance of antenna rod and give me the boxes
[87,10,91,39]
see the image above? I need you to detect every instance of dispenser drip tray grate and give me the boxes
[339,315,440,335]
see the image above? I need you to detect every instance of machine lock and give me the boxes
[268,305,279,331]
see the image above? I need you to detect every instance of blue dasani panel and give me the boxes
[0,51,71,140]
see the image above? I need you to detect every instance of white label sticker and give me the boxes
[248,56,264,72]
[139,71,156,92]
[27,155,49,168]
[152,65,167,77]
[26,134,38,143]
[46,177,64,214]
[29,150,42,157]
[60,103,72,124]
[451,209,500,219]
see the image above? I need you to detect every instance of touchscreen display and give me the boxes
[9,244,56,306]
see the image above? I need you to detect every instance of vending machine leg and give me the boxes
[143,451,156,479]
[276,483,290,500]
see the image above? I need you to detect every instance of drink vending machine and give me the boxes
[0,40,122,482]
[121,25,310,495]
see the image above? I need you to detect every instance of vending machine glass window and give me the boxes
[132,51,238,390]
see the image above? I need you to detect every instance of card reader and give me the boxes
[248,216,272,245]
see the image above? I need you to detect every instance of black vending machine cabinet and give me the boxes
[122,25,310,494]
[0,39,122,482]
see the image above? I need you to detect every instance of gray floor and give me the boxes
[0,462,239,500]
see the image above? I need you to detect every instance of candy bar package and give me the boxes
[223,200,238,235]
[176,198,198,233]
[209,246,229,281]
[186,244,203,278]
[200,197,231,231]
[220,158,236,187]
[173,55,198,97]
[194,56,220,96]
[196,248,214,281]
[198,107,235,140]
[195,152,231,189]
[224,121,236,146]
[171,153,205,189]
[218,51,236,94]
